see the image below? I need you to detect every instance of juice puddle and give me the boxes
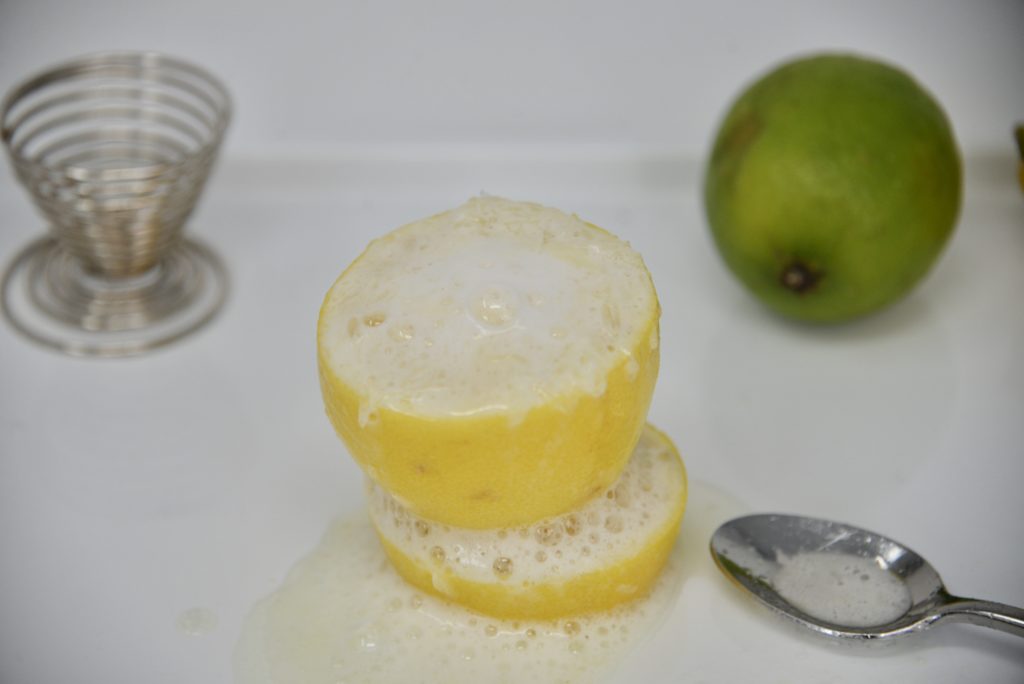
[234,512,685,684]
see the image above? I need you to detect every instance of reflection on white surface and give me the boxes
[21,361,264,518]
[701,298,955,518]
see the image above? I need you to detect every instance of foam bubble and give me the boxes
[771,552,912,627]
[368,426,685,586]
[234,512,685,684]
[320,197,658,417]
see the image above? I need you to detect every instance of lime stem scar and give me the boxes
[780,262,822,294]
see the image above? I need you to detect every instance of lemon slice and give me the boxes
[367,424,686,620]
[318,197,660,529]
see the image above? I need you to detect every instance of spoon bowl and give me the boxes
[710,514,1024,641]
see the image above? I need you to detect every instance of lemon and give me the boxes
[705,54,962,323]
[318,197,660,529]
[368,424,686,620]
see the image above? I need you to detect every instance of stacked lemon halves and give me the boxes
[317,196,686,619]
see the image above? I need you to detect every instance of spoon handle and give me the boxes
[939,596,1024,638]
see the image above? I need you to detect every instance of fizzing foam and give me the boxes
[234,513,686,684]
[319,196,658,421]
[772,551,912,627]
[368,424,687,617]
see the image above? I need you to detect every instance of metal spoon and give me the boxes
[710,513,1024,640]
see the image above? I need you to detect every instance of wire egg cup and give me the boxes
[1,52,231,356]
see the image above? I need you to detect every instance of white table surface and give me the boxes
[1,151,1022,683]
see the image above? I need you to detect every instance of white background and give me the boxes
[2,0,1022,157]
[1,1,1023,683]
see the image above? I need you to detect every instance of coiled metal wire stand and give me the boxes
[1,52,231,356]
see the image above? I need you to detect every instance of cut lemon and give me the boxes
[368,424,686,620]
[318,197,660,529]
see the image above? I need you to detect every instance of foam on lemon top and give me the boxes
[319,196,657,420]
[369,425,684,587]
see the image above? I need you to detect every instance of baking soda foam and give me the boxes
[772,551,912,627]
[234,513,685,684]
[368,424,686,620]
[318,197,660,529]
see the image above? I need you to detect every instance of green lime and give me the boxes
[704,54,962,323]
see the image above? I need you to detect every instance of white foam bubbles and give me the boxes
[772,552,912,627]
[320,197,658,419]
[368,426,685,587]
[234,513,685,684]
